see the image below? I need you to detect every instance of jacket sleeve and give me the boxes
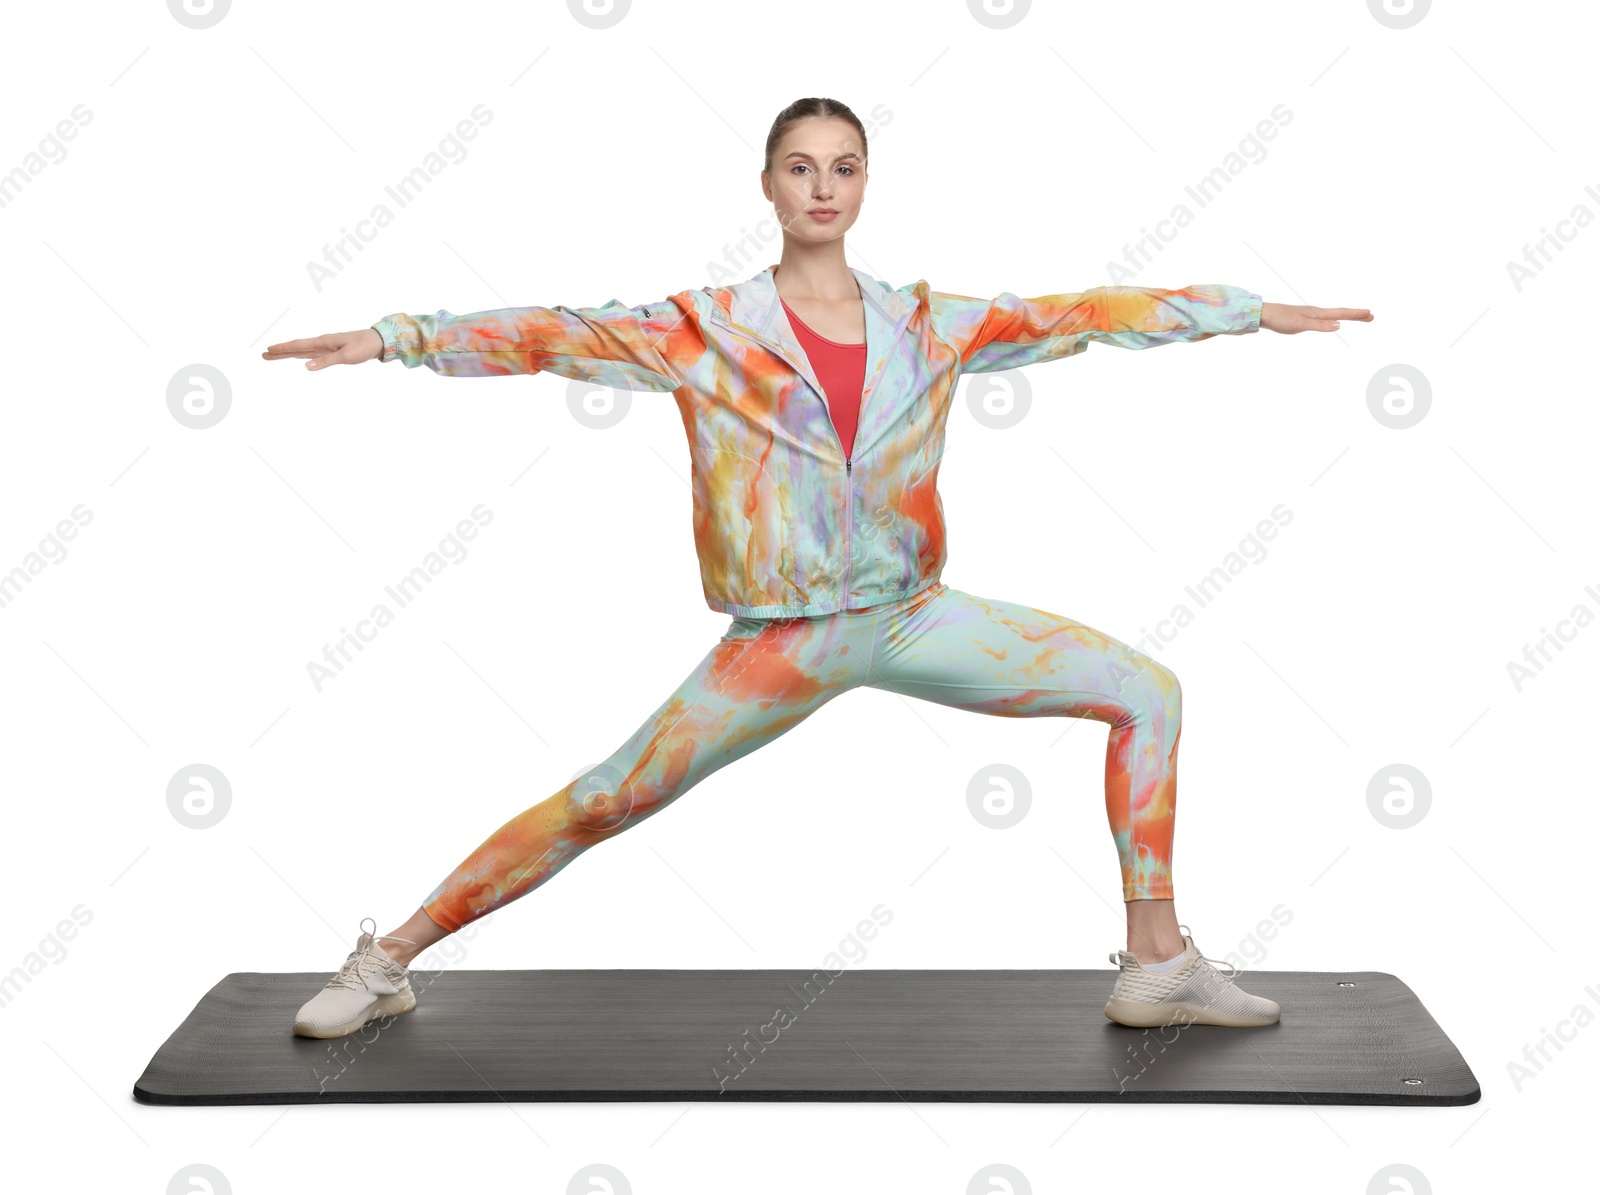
[370,291,703,392]
[928,284,1262,373]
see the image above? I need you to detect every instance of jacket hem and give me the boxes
[705,575,940,620]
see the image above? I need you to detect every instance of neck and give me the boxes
[771,240,856,301]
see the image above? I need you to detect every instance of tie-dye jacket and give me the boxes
[373,265,1261,618]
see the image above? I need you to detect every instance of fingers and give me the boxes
[1307,306,1373,323]
[1302,304,1374,332]
[261,335,334,361]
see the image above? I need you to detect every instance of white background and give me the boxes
[1,0,1590,1190]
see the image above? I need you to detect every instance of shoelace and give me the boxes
[326,917,418,992]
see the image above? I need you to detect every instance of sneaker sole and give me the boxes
[1103,995,1279,1029]
[293,987,417,1039]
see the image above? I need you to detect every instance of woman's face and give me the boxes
[762,117,867,242]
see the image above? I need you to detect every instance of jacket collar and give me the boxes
[711,264,917,443]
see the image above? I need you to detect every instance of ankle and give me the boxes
[376,941,417,968]
[1129,937,1185,964]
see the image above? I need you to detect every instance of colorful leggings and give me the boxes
[420,581,1181,932]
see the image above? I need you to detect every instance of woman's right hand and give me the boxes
[261,327,385,370]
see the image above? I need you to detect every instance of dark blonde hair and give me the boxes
[763,97,869,176]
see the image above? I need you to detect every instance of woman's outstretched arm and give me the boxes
[262,292,706,392]
[928,283,1372,373]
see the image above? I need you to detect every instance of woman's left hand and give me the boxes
[1260,301,1373,334]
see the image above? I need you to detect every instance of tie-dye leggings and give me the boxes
[419,581,1182,932]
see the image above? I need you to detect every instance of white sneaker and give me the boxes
[293,918,418,1039]
[1104,925,1281,1028]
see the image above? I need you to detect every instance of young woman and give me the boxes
[265,97,1372,1039]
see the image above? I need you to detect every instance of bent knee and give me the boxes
[1109,653,1181,720]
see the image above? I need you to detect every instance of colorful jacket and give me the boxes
[373,265,1261,618]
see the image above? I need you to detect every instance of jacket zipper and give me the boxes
[842,454,853,607]
[814,391,853,608]
[813,400,854,607]
[835,305,913,609]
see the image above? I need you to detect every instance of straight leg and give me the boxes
[398,608,879,943]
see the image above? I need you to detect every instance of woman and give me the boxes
[264,97,1371,1039]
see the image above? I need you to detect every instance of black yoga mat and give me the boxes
[134,967,1479,1106]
